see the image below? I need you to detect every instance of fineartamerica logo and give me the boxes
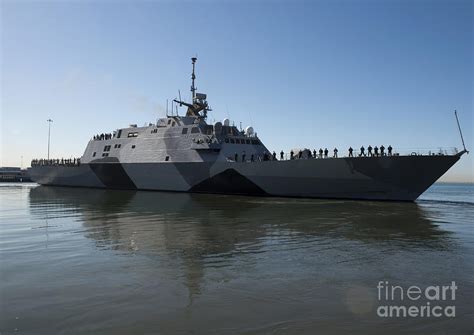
[376,281,457,318]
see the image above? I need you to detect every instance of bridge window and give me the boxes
[131,145,136,149]
[103,145,111,152]
[251,139,260,145]
[246,139,250,144]
[92,152,96,157]
[230,139,235,144]
[225,138,229,143]
[182,128,188,134]
[191,127,200,134]
[165,156,169,161]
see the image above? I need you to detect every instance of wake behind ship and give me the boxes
[30,58,467,201]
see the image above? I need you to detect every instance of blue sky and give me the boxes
[1,0,472,182]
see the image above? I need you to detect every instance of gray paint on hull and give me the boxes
[347,154,460,199]
[29,165,104,188]
[29,153,462,201]
[189,168,267,195]
[89,163,137,189]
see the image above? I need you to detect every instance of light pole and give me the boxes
[47,119,53,159]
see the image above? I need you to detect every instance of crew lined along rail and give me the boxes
[31,158,81,167]
[229,146,459,162]
[30,147,458,166]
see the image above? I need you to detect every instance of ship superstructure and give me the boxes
[81,57,270,166]
[30,58,467,201]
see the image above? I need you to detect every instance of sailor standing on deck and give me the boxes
[360,146,365,157]
[333,148,338,158]
[242,151,246,162]
[319,148,323,158]
[374,146,379,157]
[273,151,277,160]
[348,147,353,157]
[313,149,317,158]
[290,150,294,160]
[388,145,393,156]
[368,145,373,157]
[380,145,385,156]
[324,148,329,158]
[280,150,284,160]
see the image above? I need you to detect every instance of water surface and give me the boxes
[1,183,473,334]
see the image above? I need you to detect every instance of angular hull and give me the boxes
[29,153,463,201]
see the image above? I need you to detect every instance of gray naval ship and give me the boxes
[30,58,468,201]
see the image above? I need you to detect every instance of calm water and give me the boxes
[0,183,473,334]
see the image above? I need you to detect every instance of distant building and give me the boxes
[0,167,32,182]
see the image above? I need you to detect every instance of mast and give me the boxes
[174,57,210,119]
[191,57,197,101]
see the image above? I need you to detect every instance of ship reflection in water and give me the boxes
[1,185,472,334]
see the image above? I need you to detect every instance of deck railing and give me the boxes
[31,147,460,166]
[274,147,460,161]
[31,158,81,167]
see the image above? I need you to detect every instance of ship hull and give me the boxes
[29,154,463,201]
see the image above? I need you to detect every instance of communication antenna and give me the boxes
[454,110,468,153]
[191,57,197,101]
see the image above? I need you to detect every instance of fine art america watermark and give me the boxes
[376,281,457,318]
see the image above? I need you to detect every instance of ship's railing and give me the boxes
[270,147,460,161]
[389,147,460,157]
[31,158,81,167]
